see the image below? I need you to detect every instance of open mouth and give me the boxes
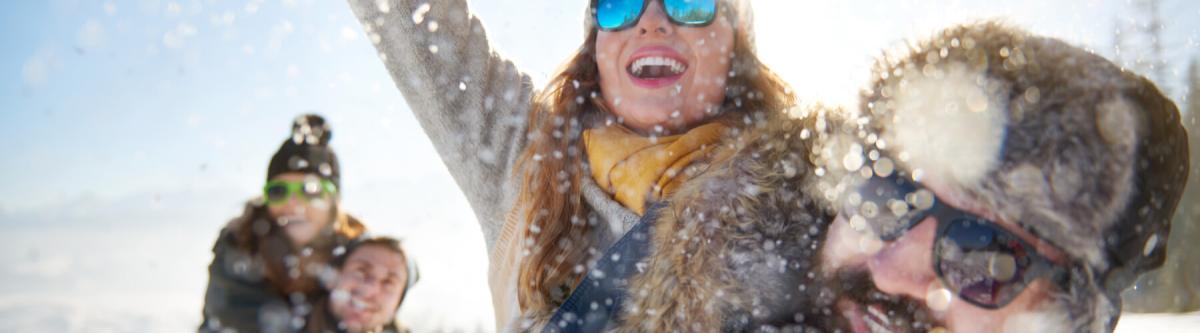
[344,297,381,321]
[625,47,689,89]
[351,297,379,312]
[839,297,947,333]
[840,298,899,333]
[277,215,307,227]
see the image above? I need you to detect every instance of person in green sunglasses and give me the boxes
[200,114,373,333]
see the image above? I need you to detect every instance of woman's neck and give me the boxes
[585,107,740,137]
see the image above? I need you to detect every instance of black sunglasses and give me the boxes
[844,162,1068,309]
[590,0,719,32]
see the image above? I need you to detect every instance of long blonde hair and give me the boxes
[513,7,795,313]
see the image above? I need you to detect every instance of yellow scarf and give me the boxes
[583,122,729,215]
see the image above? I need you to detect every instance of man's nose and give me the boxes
[867,217,942,301]
[635,2,675,37]
[354,278,381,298]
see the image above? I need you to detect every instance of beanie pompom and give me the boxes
[268,113,340,188]
[291,114,332,146]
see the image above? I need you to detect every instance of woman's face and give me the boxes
[265,172,337,247]
[595,1,736,133]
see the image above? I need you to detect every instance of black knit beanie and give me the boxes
[267,114,340,189]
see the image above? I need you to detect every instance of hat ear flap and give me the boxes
[398,254,419,308]
[1100,74,1188,296]
[406,256,420,290]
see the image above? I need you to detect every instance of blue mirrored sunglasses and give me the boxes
[592,0,719,31]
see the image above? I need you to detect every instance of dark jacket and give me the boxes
[303,296,408,333]
[200,201,367,333]
[612,110,841,332]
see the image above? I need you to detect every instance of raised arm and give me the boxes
[347,0,535,249]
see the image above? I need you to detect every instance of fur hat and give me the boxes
[857,22,1189,331]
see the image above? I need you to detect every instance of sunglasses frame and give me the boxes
[590,0,720,32]
[263,179,338,205]
[852,170,1069,309]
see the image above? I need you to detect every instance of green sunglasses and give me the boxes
[263,179,338,205]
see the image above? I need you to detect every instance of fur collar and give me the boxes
[616,109,839,332]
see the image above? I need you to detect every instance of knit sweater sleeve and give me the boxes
[347,0,534,250]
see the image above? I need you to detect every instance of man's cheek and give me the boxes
[820,216,878,271]
[997,300,1072,333]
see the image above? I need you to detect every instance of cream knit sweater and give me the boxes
[346,1,639,331]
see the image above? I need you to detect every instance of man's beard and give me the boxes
[727,241,939,332]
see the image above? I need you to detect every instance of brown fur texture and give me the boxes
[861,21,1186,271]
[857,22,1189,332]
[615,109,841,332]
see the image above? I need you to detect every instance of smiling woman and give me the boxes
[348,0,814,331]
[593,0,734,132]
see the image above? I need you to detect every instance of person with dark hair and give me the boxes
[200,114,370,333]
[305,236,420,333]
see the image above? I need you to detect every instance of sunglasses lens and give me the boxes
[595,0,644,30]
[936,218,1032,308]
[302,181,328,200]
[265,184,290,203]
[845,174,937,240]
[663,0,717,25]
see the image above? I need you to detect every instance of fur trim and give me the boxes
[616,109,840,332]
[862,22,1142,269]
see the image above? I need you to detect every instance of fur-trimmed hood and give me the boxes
[613,109,841,332]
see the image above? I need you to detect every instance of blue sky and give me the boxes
[1,0,1197,213]
[0,0,1197,331]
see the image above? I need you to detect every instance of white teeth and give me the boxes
[865,305,893,333]
[630,56,687,76]
[867,305,890,325]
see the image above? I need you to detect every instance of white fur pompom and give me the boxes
[885,65,1007,187]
